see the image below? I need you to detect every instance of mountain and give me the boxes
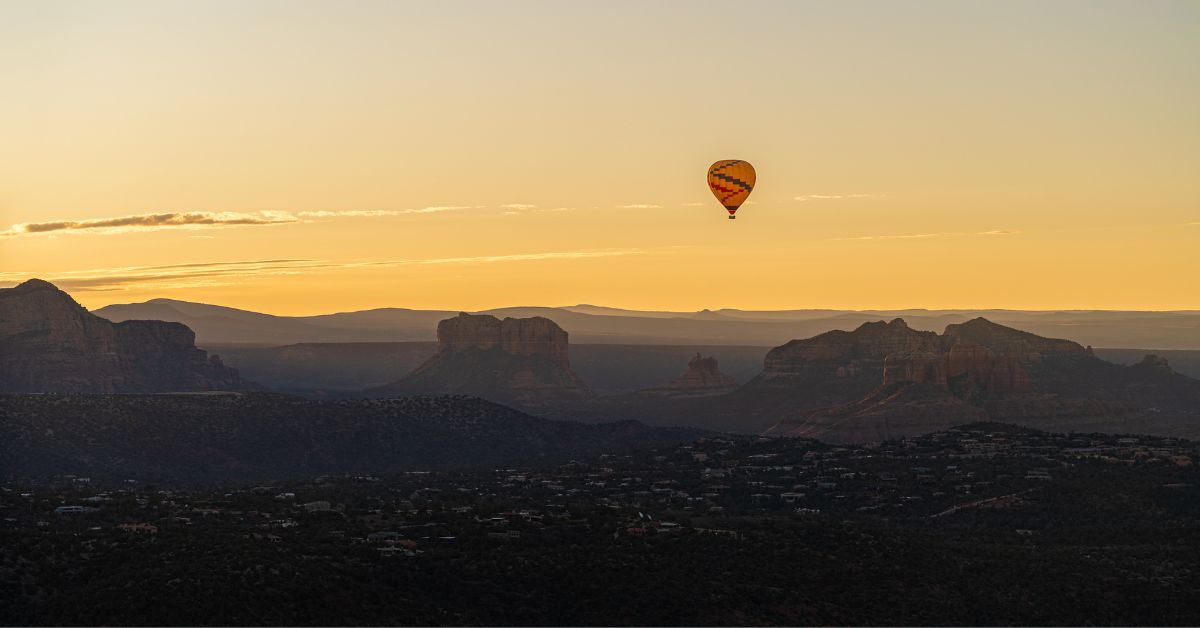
[95,299,455,345]
[1091,348,1200,379]
[0,393,698,482]
[92,298,1200,349]
[369,313,590,407]
[640,353,739,397]
[0,280,251,393]
[762,318,1200,442]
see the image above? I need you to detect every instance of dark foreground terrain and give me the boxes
[0,394,697,483]
[3,424,1198,626]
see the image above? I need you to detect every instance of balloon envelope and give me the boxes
[707,160,755,218]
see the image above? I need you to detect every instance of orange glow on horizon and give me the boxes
[2,2,1197,313]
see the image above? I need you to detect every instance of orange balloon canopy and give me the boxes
[707,160,756,219]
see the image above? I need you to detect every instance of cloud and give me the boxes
[2,211,298,236]
[832,233,947,241]
[502,206,575,216]
[381,249,637,266]
[1,249,645,292]
[681,202,705,207]
[620,204,661,209]
[298,206,470,218]
[831,230,1019,241]
[2,206,478,237]
[0,259,327,292]
[794,194,886,202]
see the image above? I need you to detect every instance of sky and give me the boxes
[2,0,1198,314]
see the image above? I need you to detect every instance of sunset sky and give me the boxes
[2,1,1198,313]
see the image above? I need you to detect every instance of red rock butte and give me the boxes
[436,312,571,368]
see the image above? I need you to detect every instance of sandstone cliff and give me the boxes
[641,353,738,397]
[759,318,941,383]
[371,313,588,406]
[754,317,1200,441]
[434,312,571,367]
[0,279,251,393]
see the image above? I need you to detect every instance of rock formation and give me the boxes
[434,312,570,367]
[1134,354,1175,375]
[759,318,941,383]
[0,279,251,393]
[882,350,947,388]
[754,316,1200,442]
[371,313,588,406]
[642,353,738,397]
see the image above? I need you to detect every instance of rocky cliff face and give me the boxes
[755,316,1200,442]
[760,318,940,383]
[436,312,570,367]
[642,353,738,397]
[0,279,250,393]
[372,313,588,406]
[882,350,947,388]
[755,317,1086,398]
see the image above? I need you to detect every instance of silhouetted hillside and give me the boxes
[0,394,698,483]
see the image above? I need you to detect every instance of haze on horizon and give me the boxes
[2,1,1198,314]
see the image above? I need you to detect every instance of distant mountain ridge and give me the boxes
[92,297,1200,349]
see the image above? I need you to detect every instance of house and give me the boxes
[377,546,417,558]
[118,523,159,534]
[54,506,97,515]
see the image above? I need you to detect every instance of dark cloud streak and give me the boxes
[4,212,298,236]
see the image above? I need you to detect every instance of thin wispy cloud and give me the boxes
[500,203,538,210]
[794,194,886,202]
[2,211,298,237]
[680,202,705,207]
[620,204,661,209]
[2,207,476,237]
[1,249,645,292]
[502,206,575,216]
[298,207,470,218]
[831,230,1020,241]
[0,259,326,292]
[380,249,637,266]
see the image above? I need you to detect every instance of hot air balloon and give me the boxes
[707,160,755,219]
